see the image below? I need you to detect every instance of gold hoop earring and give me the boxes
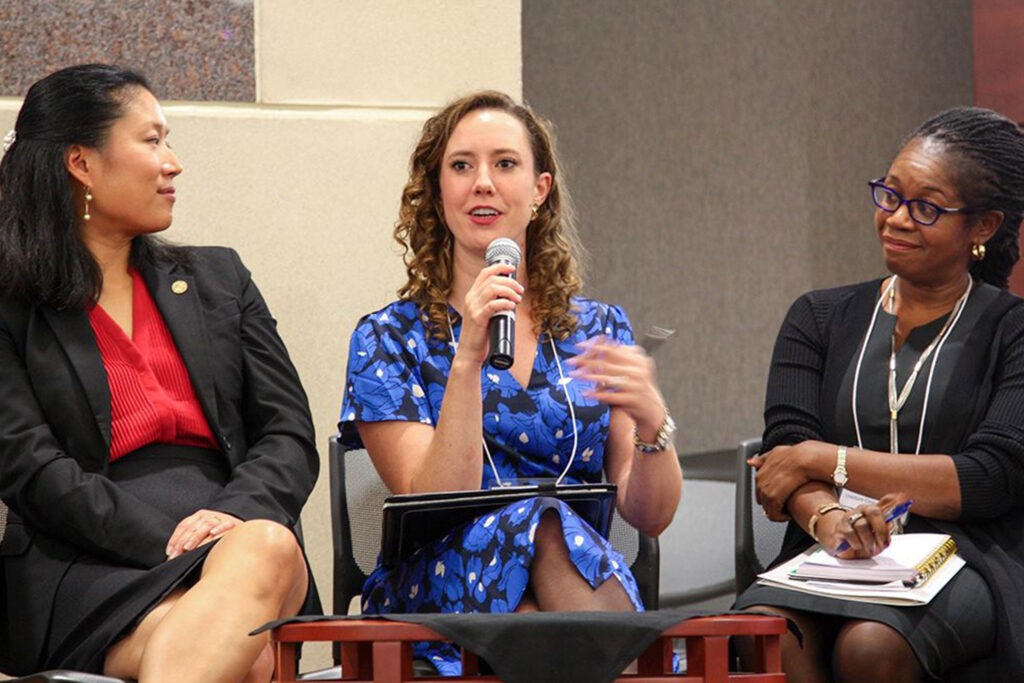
[530,204,539,221]
[83,187,93,222]
[971,243,986,261]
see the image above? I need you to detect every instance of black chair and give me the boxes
[329,433,662,623]
[733,437,788,594]
[658,446,740,608]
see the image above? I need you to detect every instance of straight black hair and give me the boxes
[0,63,189,309]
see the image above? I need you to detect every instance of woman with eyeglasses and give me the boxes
[734,107,1024,681]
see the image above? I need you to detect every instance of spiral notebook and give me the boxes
[380,483,617,568]
[791,533,958,586]
[757,533,964,606]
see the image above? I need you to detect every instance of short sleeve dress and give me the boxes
[339,297,644,674]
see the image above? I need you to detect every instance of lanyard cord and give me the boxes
[447,317,578,487]
[913,279,972,453]
[852,275,971,454]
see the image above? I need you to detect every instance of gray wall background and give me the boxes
[523,0,974,453]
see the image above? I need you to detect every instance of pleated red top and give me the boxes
[87,270,218,461]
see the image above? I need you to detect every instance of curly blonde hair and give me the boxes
[394,90,586,341]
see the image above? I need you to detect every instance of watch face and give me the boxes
[834,471,848,487]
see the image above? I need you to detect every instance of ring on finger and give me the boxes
[847,512,864,525]
[210,516,222,525]
[607,375,627,390]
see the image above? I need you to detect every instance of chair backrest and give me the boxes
[329,435,661,614]
[733,437,788,593]
[329,436,388,616]
[609,507,660,610]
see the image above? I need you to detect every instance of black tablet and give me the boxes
[380,483,618,568]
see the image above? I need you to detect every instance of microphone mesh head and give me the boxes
[485,237,521,267]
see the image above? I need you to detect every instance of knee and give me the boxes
[230,519,306,582]
[833,621,920,683]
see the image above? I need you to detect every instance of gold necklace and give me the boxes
[886,275,972,454]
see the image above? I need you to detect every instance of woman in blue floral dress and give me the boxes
[339,91,683,675]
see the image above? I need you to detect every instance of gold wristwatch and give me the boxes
[832,445,849,490]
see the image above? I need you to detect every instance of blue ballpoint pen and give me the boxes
[833,499,913,554]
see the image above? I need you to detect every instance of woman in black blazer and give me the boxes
[0,65,319,679]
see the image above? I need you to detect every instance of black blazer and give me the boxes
[0,246,319,672]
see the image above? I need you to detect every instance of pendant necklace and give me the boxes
[885,275,972,454]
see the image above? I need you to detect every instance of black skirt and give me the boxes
[42,444,231,672]
[733,519,996,681]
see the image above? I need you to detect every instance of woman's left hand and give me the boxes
[749,441,830,520]
[166,509,243,560]
[567,337,667,436]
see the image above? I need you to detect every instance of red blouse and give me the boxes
[87,270,218,461]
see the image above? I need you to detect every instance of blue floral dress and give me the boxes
[339,297,645,674]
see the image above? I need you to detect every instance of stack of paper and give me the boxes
[757,533,965,606]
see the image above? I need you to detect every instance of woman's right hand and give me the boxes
[166,509,242,559]
[818,493,906,559]
[454,262,523,366]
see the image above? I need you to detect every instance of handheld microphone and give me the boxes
[485,237,521,370]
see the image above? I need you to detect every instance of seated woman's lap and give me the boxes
[362,498,640,676]
[737,565,995,679]
[362,497,643,617]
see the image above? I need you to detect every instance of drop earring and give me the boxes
[971,243,986,261]
[530,203,539,221]
[83,187,93,222]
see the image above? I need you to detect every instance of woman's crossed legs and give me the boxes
[104,519,309,683]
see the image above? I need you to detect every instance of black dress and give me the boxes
[734,279,1024,679]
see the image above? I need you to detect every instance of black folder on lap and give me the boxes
[380,483,618,568]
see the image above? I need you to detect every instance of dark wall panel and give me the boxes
[523,0,973,450]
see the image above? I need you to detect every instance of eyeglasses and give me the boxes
[868,178,983,226]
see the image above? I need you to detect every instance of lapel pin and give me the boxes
[171,280,188,295]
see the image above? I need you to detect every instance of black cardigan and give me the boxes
[763,278,1024,677]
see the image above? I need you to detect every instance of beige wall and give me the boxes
[0,0,521,670]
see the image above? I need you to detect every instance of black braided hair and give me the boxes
[904,106,1024,289]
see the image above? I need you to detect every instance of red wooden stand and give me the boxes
[271,614,786,683]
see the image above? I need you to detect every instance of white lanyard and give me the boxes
[447,317,579,486]
[851,276,971,454]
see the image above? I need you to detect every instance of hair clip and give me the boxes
[2,129,15,153]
